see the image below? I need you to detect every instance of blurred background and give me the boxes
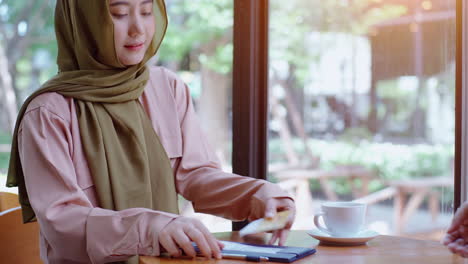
[0,0,455,241]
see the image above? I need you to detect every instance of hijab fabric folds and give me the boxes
[7,0,179,228]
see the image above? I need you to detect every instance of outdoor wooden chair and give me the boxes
[0,191,20,211]
[0,207,41,263]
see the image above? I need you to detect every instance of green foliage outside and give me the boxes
[0,152,9,171]
[268,137,453,197]
[1,0,57,100]
[0,132,11,175]
[269,0,406,88]
[159,0,233,74]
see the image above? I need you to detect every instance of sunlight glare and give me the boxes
[422,1,433,11]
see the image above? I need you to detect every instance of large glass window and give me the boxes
[160,0,233,169]
[161,0,234,232]
[0,0,57,192]
[268,0,456,240]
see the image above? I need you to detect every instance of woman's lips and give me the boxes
[124,43,144,51]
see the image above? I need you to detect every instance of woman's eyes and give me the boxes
[111,12,152,18]
[141,7,153,16]
[112,13,128,18]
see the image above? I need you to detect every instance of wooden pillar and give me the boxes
[232,0,269,231]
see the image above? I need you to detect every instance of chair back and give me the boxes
[0,207,42,263]
[0,192,20,211]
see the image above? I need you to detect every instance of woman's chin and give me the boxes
[122,60,143,67]
[119,55,145,67]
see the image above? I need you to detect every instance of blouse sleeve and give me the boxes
[19,105,179,264]
[168,70,292,221]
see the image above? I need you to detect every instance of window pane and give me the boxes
[0,0,57,192]
[160,0,233,171]
[161,0,233,232]
[268,0,455,240]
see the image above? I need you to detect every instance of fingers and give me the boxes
[446,235,468,258]
[265,199,278,219]
[257,198,296,222]
[443,232,457,246]
[158,217,222,260]
[172,230,197,258]
[194,221,222,259]
[444,223,468,252]
[285,205,296,229]
[447,238,468,257]
[268,230,280,245]
[274,198,296,230]
[264,198,296,221]
[447,203,468,233]
[185,227,212,259]
[268,229,290,246]
[278,229,290,246]
[459,224,468,239]
[264,198,295,246]
[159,231,182,257]
[217,240,225,249]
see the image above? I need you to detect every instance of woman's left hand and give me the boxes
[263,197,296,246]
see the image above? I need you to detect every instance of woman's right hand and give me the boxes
[158,216,223,259]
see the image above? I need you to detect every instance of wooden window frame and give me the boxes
[456,0,466,210]
[232,0,269,230]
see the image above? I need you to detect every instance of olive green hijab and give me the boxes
[7,0,179,226]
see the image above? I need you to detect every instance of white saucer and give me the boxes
[307,228,379,246]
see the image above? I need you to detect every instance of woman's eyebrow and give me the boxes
[141,0,153,5]
[109,1,129,7]
[109,0,153,7]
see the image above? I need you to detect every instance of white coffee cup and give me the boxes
[313,201,367,237]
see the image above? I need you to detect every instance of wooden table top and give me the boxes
[139,230,466,264]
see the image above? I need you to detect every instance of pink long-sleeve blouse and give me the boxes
[17,67,291,264]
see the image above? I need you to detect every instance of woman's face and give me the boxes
[109,0,156,66]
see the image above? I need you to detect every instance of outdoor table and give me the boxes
[390,177,453,234]
[274,166,375,202]
[139,230,465,264]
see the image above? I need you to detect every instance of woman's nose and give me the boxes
[129,15,144,37]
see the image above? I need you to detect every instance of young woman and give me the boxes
[6,0,295,263]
